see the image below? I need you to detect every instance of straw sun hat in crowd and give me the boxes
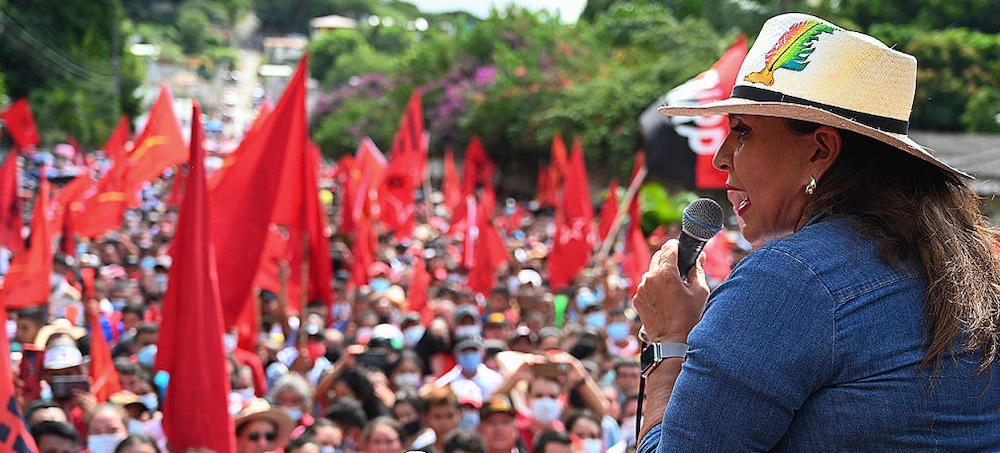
[658,13,969,180]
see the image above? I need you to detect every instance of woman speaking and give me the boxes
[633,13,1000,452]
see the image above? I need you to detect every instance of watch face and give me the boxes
[640,344,653,368]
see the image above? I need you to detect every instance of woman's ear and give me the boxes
[810,126,842,179]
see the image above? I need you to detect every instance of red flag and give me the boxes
[167,165,185,208]
[122,85,187,205]
[350,215,376,288]
[0,99,39,151]
[208,102,272,190]
[304,143,334,308]
[443,147,461,213]
[75,158,127,238]
[464,196,507,296]
[343,139,386,233]
[702,231,733,282]
[379,91,426,239]
[391,89,427,178]
[0,150,24,254]
[104,116,131,158]
[547,137,593,291]
[49,175,95,255]
[378,151,420,238]
[155,102,235,453]
[537,163,554,207]
[0,290,38,453]
[210,56,307,327]
[88,304,122,402]
[598,179,619,241]
[461,137,495,204]
[409,253,432,324]
[0,170,53,309]
[623,222,651,299]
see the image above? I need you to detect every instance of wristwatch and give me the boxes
[640,342,688,377]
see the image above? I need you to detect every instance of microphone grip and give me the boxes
[677,232,708,278]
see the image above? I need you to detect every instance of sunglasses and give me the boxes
[247,431,278,442]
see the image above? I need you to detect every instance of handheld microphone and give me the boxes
[677,198,724,278]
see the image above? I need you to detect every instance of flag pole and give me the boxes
[594,164,647,264]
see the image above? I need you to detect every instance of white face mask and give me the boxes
[454,325,480,338]
[127,419,146,434]
[235,387,255,400]
[582,438,603,453]
[88,433,126,453]
[393,372,421,390]
[530,397,562,425]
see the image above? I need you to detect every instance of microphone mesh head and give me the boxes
[682,198,724,240]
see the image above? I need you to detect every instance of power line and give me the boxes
[0,10,116,85]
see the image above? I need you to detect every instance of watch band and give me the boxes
[640,341,688,378]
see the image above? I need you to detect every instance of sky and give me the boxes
[406,0,587,22]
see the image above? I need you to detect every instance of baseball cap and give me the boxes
[480,395,516,418]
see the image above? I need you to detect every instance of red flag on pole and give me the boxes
[460,137,495,207]
[122,85,187,206]
[0,169,53,309]
[0,150,24,254]
[155,101,236,453]
[343,138,386,234]
[598,179,619,241]
[210,56,307,327]
[0,292,38,453]
[443,147,461,214]
[0,99,39,151]
[623,153,649,298]
[547,137,593,291]
[104,116,131,159]
[49,175,95,255]
[463,196,507,296]
[409,253,432,324]
[88,301,122,402]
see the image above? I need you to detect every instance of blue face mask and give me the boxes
[584,311,606,328]
[140,256,156,271]
[458,409,480,430]
[456,351,482,372]
[137,345,157,368]
[285,407,303,422]
[370,278,390,292]
[607,322,629,341]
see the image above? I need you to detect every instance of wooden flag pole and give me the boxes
[594,165,647,265]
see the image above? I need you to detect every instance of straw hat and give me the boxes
[658,13,969,179]
[233,398,295,445]
[34,318,88,348]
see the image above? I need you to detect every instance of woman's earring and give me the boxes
[805,176,818,195]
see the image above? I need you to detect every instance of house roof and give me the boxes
[311,14,358,30]
[910,131,1000,195]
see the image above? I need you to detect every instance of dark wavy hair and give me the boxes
[792,119,1000,375]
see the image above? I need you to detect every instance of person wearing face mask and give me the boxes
[565,411,604,453]
[388,351,425,392]
[451,380,484,432]
[393,391,435,451]
[85,403,130,453]
[269,373,315,433]
[603,310,638,358]
[433,336,502,400]
[452,306,482,340]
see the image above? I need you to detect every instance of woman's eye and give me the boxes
[730,124,750,139]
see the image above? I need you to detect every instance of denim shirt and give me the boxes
[639,216,1000,452]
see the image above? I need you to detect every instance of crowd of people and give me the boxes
[3,145,729,453]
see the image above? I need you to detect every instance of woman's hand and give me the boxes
[632,239,710,343]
